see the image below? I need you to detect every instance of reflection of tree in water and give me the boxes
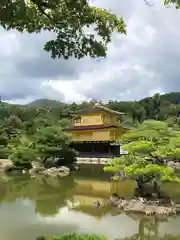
[118,215,180,240]
[0,176,77,216]
[35,176,76,216]
[0,181,7,202]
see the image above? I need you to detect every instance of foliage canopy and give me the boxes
[1,93,180,170]
[104,120,180,184]
[0,103,76,168]
[0,0,179,60]
[0,0,126,59]
[46,233,107,240]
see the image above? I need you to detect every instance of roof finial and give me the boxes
[93,100,102,108]
[94,102,101,106]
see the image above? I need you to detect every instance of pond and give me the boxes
[1,169,180,240]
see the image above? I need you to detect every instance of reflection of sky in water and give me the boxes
[159,218,180,236]
[0,200,79,240]
[37,207,138,239]
[1,199,180,240]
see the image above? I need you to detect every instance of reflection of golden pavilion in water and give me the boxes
[68,180,180,240]
[68,178,135,218]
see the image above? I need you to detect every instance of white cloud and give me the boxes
[46,0,180,103]
[1,0,180,103]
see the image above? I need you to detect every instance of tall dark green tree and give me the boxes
[34,126,77,165]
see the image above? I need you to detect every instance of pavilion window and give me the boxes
[74,116,81,124]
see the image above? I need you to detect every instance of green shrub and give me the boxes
[37,234,108,240]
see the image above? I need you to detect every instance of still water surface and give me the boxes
[1,170,180,240]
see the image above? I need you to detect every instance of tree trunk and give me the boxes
[134,176,161,199]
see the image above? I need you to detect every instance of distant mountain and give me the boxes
[3,92,180,110]
[26,99,63,108]
[140,92,180,105]
[0,101,10,107]
[160,92,180,104]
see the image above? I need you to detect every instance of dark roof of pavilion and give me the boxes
[64,124,119,131]
[70,103,125,116]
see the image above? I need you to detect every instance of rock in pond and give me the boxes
[109,193,123,206]
[29,167,45,176]
[31,161,44,169]
[43,166,70,177]
[168,161,180,170]
[109,195,180,216]
[29,161,46,177]
[29,166,70,178]
[0,159,14,171]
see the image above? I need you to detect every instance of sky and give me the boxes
[1,0,180,104]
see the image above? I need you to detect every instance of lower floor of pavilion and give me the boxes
[71,141,121,158]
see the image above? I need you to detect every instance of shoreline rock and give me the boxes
[168,161,180,170]
[29,165,70,178]
[0,159,14,171]
[109,196,180,216]
[31,161,44,169]
[0,160,70,178]
[43,166,70,177]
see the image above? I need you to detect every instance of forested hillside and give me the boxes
[1,92,180,126]
[24,91,180,124]
[26,99,65,108]
[27,92,180,109]
[1,91,180,170]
